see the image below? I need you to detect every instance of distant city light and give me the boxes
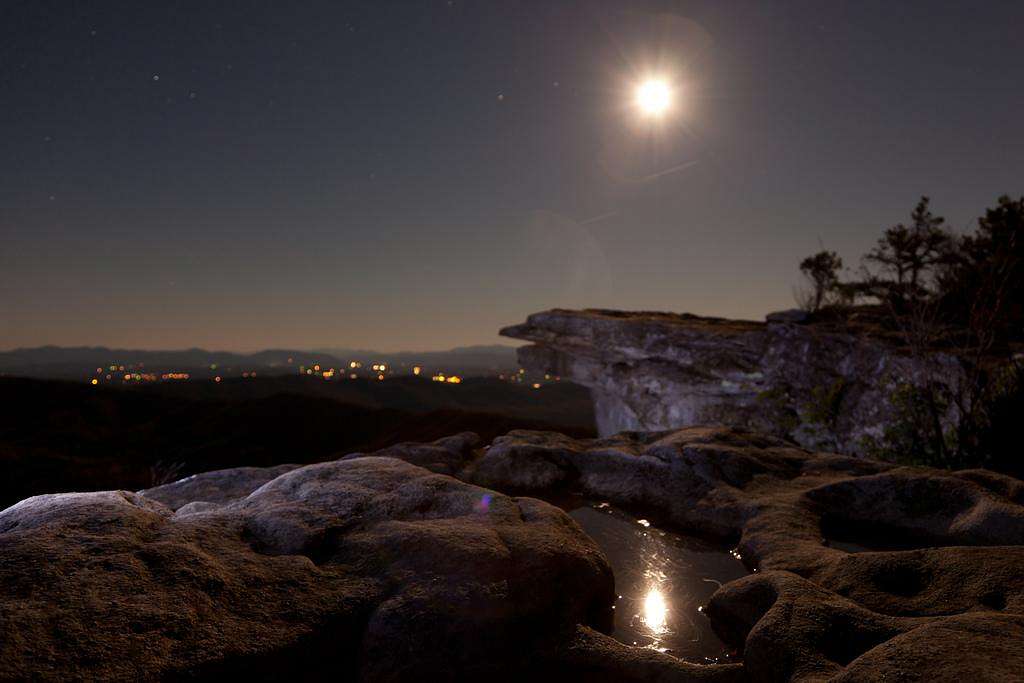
[161,373,190,381]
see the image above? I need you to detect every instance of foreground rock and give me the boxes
[340,431,481,476]
[466,426,1024,681]
[500,308,965,455]
[5,427,1023,680]
[139,463,300,510]
[0,457,616,680]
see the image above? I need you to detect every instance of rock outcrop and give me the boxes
[0,457,615,680]
[466,426,1024,681]
[139,463,301,510]
[500,308,964,456]
[4,428,1022,681]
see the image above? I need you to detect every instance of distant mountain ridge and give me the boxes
[0,344,519,378]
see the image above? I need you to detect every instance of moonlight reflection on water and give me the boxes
[556,497,748,662]
[642,586,669,634]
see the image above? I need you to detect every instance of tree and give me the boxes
[938,195,1023,338]
[794,195,1023,472]
[798,250,843,311]
[864,196,952,308]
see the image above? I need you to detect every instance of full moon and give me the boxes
[635,79,672,116]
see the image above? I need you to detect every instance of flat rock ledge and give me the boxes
[500,308,966,456]
[3,428,1022,681]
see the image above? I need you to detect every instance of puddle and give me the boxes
[554,496,748,663]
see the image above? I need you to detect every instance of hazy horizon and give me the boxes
[5,0,1022,351]
[0,341,520,355]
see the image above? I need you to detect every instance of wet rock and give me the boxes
[471,425,1024,681]
[501,308,965,455]
[547,625,747,682]
[8,425,1023,680]
[0,457,613,680]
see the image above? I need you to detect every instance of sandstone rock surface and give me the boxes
[340,431,480,476]
[5,427,1023,681]
[465,426,1024,681]
[140,463,300,510]
[0,456,613,680]
[500,308,964,455]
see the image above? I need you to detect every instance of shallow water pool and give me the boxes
[556,496,748,663]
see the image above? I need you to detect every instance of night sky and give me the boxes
[4,0,1022,351]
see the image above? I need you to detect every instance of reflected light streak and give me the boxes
[643,586,669,634]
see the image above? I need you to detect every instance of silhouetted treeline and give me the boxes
[797,195,1023,473]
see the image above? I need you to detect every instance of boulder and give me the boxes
[0,457,614,680]
[140,463,300,510]
[340,431,480,476]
